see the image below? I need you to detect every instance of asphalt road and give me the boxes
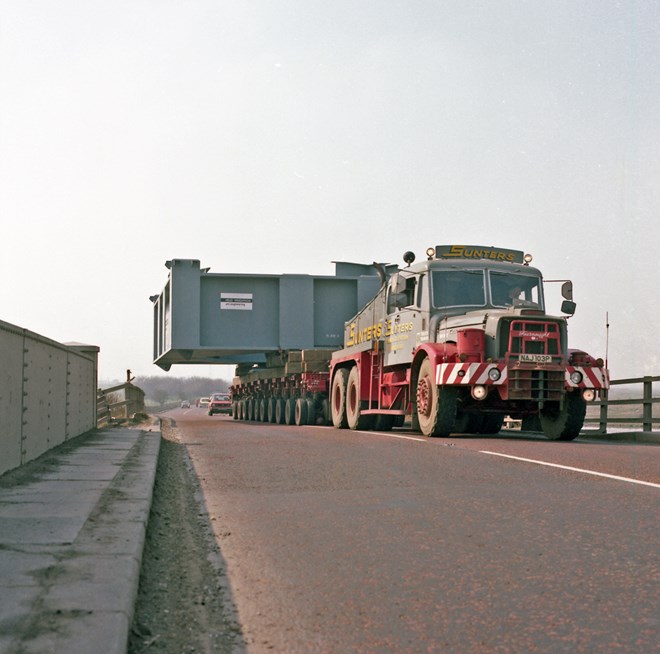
[170,407,660,653]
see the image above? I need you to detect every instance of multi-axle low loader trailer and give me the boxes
[152,246,609,440]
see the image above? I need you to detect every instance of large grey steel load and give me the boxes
[151,258,388,371]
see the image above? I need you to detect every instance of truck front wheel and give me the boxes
[539,392,586,440]
[416,358,457,437]
[331,368,349,429]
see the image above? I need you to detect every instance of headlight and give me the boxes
[472,385,488,400]
[582,389,596,402]
[488,367,501,382]
[570,371,583,385]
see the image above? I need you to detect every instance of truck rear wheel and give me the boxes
[346,366,373,431]
[540,392,586,440]
[416,358,457,437]
[331,368,349,429]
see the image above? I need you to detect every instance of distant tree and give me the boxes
[152,387,169,406]
[133,375,232,405]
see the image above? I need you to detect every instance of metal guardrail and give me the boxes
[97,390,112,426]
[585,375,660,433]
[97,382,145,424]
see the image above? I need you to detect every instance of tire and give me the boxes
[415,358,457,437]
[331,368,349,429]
[275,398,286,424]
[259,399,267,422]
[246,399,254,421]
[521,415,542,432]
[320,398,332,426]
[267,398,276,423]
[479,414,505,434]
[295,397,308,426]
[285,398,296,425]
[539,392,586,441]
[454,410,471,433]
[373,414,394,431]
[346,366,373,430]
[306,397,317,424]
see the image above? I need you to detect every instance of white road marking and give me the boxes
[357,430,428,442]
[480,450,660,489]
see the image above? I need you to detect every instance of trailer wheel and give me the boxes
[284,398,296,425]
[331,368,349,429]
[275,398,286,424]
[416,358,457,437]
[306,397,316,425]
[346,366,373,430]
[539,392,586,440]
[267,398,277,423]
[320,398,332,426]
[259,399,267,422]
[295,398,308,426]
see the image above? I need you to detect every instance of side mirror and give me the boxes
[561,300,576,316]
[391,274,408,294]
[561,281,573,301]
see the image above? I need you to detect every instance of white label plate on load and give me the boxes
[519,354,552,364]
[221,293,253,310]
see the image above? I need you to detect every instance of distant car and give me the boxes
[198,397,211,409]
[181,400,191,409]
[208,392,231,415]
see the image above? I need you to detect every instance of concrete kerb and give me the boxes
[0,422,161,654]
[578,429,660,445]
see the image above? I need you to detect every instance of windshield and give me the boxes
[489,271,542,308]
[431,270,486,309]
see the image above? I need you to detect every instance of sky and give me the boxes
[1,0,659,384]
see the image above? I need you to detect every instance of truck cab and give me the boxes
[330,245,608,440]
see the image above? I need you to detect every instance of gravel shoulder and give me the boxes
[128,418,244,654]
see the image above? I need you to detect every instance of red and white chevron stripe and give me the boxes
[566,366,609,389]
[436,363,507,386]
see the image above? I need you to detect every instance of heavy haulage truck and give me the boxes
[227,244,608,440]
[151,248,608,440]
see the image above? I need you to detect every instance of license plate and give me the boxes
[519,354,552,364]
